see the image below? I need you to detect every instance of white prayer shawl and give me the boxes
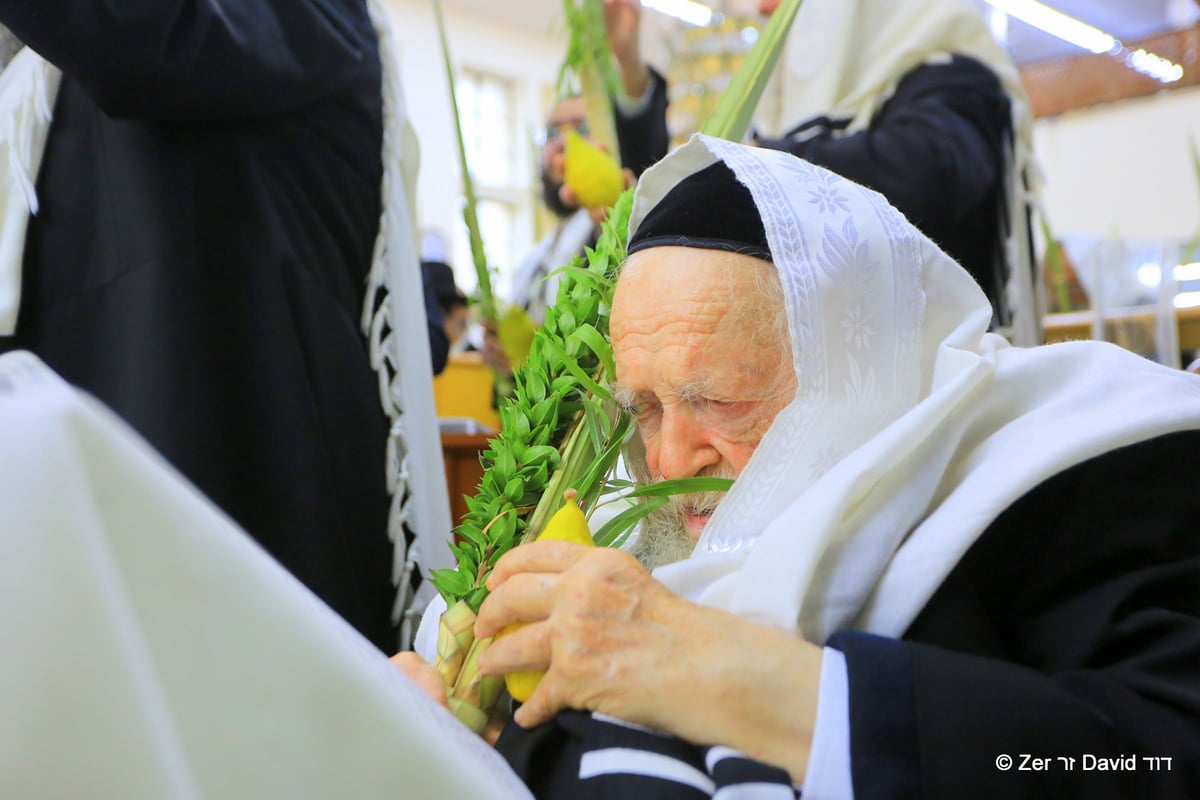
[755,0,1045,345]
[0,8,453,644]
[0,351,529,799]
[362,0,454,644]
[511,208,595,324]
[645,136,1200,645]
[0,45,59,335]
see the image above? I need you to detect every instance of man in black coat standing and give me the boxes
[0,0,450,653]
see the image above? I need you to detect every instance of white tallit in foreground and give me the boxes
[647,136,1200,644]
[0,351,529,800]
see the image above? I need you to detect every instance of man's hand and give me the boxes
[473,541,825,783]
[390,652,448,709]
[605,0,649,99]
[389,651,506,744]
[480,321,514,377]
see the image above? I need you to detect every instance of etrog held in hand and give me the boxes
[501,490,594,702]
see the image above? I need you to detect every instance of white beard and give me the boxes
[628,501,697,570]
[623,447,736,571]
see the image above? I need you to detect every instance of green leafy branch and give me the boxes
[558,0,622,163]
[429,192,634,613]
[428,0,803,733]
[432,0,496,324]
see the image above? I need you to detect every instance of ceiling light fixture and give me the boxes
[985,0,1115,53]
[984,0,1184,84]
[641,0,713,27]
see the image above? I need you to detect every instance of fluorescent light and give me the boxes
[641,0,712,26]
[985,0,1115,53]
[1175,262,1200,282]
[1174,291,1200,309]
[1126,48,1184,83]
[986,0,1185,84]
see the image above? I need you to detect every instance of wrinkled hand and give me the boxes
[473,541,825,782]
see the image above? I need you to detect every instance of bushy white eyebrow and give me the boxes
[676,377,715,403]
[610,378,716,410]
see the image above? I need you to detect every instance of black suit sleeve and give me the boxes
[0,0,375,118]
[828,431,1200,799]
[614,66,670,177]
[755,56,1010,231]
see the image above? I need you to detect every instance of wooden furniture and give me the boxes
[440,432,492,530]
[434,351,500,431]
[435,351,500,529]
[1043,306,1200,350]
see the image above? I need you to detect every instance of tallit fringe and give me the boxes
[0,49,61,337]
[364,0,429,651]
[2,50,55,216]
[995,125,1044,348]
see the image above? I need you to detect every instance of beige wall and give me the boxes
[1033,85,1200,244]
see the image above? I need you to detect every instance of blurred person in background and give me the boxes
[486,1,670,375]
[422,259,471,375]
[619,0,1039,340]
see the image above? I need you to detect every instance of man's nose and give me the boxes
[649,405,720,480]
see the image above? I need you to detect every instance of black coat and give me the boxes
[755,55,1015,326]
[498,431,1200,798]
[614,67,671,179]
[0,0,399,651]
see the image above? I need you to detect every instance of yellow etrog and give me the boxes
[564,130,624,210]
[497,304,537,369]
[502,490,594,702]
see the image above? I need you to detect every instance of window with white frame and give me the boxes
[452,68,530,300]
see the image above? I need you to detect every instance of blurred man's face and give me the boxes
[539,96,588,218]
[443,304,470,347]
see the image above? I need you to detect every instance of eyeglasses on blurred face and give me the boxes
[537,116,589,146]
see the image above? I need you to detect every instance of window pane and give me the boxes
[453,199,515,296]
[458,70,515,187]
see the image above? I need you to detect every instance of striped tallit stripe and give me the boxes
[580,747,717,795]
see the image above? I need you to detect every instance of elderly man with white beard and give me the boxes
[400,136,1200,799]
